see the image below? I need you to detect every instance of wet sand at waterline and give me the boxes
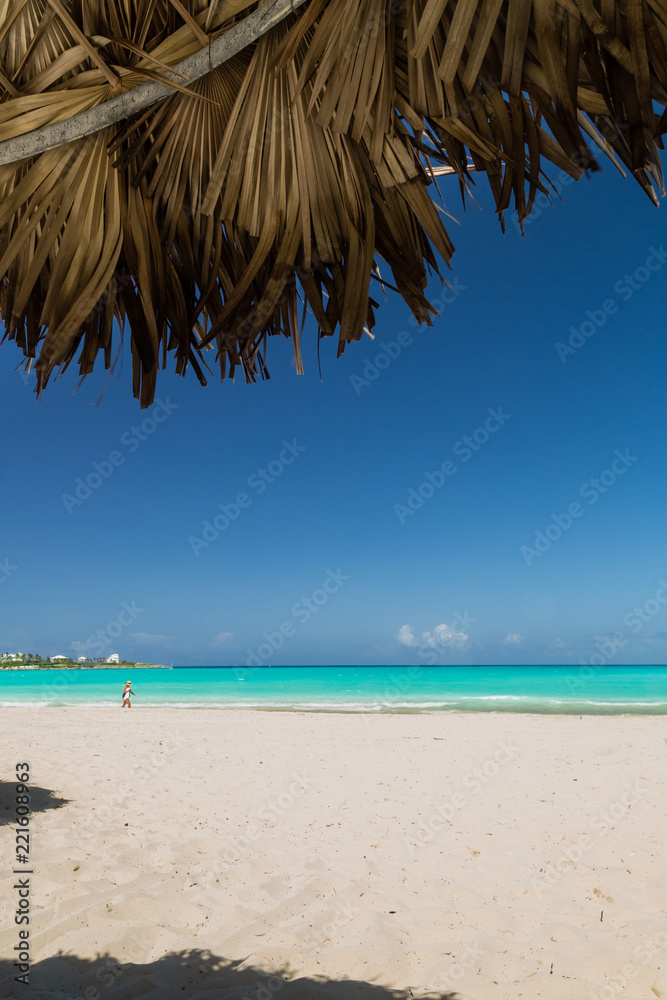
[1,709,664,999]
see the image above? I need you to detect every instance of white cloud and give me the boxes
[211,632,234,646]
[131,632,175,644]
[70,640,89,653]
[549,637,566,650]
[397,622,469,650]
[396,625,416,646]
[503,632,524,647]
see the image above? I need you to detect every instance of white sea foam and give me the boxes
[4,697,667,715]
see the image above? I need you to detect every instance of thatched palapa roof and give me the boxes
[0,0,665,406]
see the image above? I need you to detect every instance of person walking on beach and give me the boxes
[122,681,136,709]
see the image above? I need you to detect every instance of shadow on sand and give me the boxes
[0,779,68,827]
[0,951,468,999]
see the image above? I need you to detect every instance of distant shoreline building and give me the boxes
[106,653,120,664]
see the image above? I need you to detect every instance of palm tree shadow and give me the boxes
[0,779,68,827]
[6,950,467,999]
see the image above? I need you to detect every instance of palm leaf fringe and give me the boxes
[0,0,664,406]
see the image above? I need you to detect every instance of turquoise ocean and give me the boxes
[1,665,667,713]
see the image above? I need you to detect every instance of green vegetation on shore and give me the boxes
[0,653,169,669]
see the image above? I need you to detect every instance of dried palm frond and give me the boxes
[0,0,664,405]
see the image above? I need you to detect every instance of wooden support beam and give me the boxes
[0,0,308,165]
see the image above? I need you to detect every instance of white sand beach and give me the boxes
[1,709,665,999]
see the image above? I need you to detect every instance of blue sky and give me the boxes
[2,158,667,667]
